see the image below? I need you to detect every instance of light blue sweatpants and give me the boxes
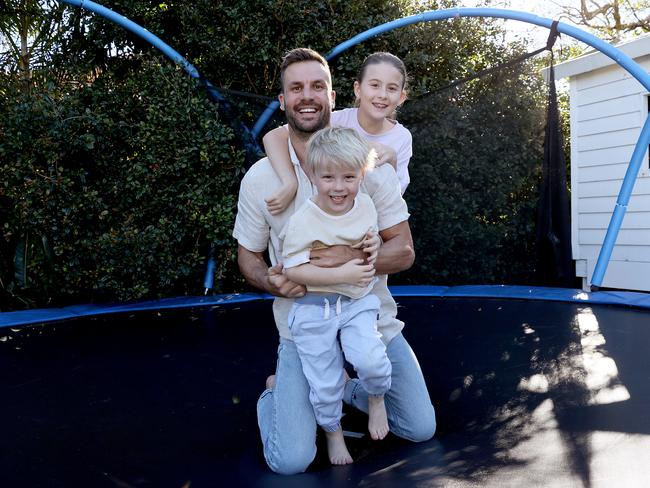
[288,292,391,432]
[257,332,436,475]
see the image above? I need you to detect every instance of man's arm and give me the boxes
[309,220,414,276]
[237,244,306,298]
[374,220,414,275]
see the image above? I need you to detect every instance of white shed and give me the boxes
[551,35,650,292]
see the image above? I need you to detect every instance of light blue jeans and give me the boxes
[257,332,436,475]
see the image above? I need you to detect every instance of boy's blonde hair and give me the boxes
[306,126,376,176]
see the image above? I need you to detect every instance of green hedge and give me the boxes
[1,0,555,310]
[1,59,244,309]
[399,62,546,285]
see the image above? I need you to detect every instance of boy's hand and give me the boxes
[338,258,376,288]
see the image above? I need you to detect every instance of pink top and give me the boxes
[331,107,412,194]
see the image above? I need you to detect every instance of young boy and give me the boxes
[280,126,391,465]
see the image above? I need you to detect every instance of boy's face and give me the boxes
[312,161,363,216]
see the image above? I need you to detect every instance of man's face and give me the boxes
[279,61,335,136]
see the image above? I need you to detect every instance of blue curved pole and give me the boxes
[252,7,650,289]
[591,114,650,287]
[253,9,650,135]
[60,0,199,78]
[326,8,650,90]
[59,0,261,154]
[251,100,281,140]
[57,0,261,293]
[59,2,649,289]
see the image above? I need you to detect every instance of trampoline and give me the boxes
[2,287,650,487]
[3,3,650,488]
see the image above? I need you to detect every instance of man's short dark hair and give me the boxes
[279,48,331,90]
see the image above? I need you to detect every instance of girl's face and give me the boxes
[354,62,406,122]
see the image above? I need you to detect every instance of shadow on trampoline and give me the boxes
[1,295,649,487]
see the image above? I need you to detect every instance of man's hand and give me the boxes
[237,245,306,297]
[309,245,365,268]
[267,263,306,298]
[352,231,380,265]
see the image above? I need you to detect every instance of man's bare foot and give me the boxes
[368,395,389,440]
[325,428,353,465]
[265,375,275,390]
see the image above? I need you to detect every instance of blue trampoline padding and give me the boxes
[1,285,649,329]
[390,284,650,304]
[0,293,263,328]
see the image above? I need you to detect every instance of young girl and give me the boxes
[264,52,411,215]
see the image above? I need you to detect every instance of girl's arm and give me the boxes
[263,126,298,215]
[395,130,413,194]
[285,259,375,288]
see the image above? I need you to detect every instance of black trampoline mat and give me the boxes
[2,296,649,487]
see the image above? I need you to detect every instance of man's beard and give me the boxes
[286,105,331,139]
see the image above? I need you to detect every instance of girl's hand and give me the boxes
[338,258,376,287]
[371,143,397,170]
[265,180,298,215]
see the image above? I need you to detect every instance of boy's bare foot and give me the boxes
[265,375,275,390]
[368,395,389,440]
[325,428,353,465]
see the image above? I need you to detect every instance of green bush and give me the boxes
[398,61,546,286]
[1,0,556,310]
[1,58,244,309]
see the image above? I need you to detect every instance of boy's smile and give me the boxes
[312,162,363,216]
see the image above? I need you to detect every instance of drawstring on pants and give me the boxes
[322,296,342,319]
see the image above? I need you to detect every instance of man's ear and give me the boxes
[278,93,285,111]
[330,90,336,110]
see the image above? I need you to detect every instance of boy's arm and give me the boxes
[285,259,375,288]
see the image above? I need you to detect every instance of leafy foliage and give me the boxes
[398,60,547,285]
[0,0,66,77]
[1,58,244,308]
[0,0,555,309]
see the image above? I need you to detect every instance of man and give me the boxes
[232,48,435,475]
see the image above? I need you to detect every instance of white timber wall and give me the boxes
[553,36,650,292]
